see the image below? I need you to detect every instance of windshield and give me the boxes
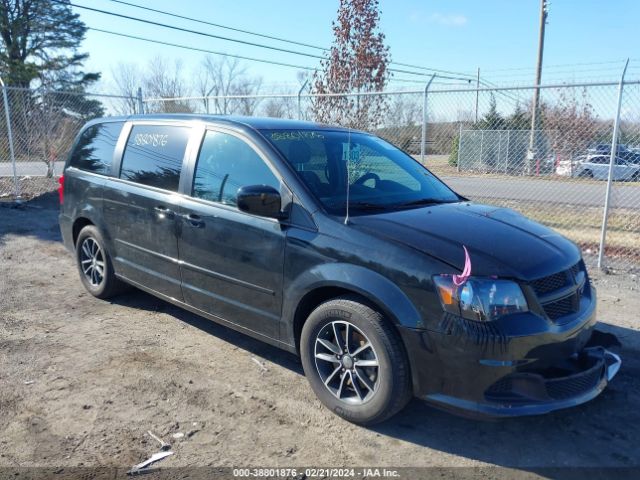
[261,129,460,215]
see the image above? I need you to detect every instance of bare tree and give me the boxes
[387,93,421,127]
[311,0,391,129]
[263,91,297,119]
[196,55,242,114]
[195,55,262,115]
[111,62,140,115]
[232,76,263,116]
[542,88,599,161]
[144,57,192,113]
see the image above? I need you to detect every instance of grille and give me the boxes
[545,364,603,400]
[529,262,584,322]
[485,362,604,403]
[543,294,578,320]
[570,263,581,277]
[530,270,570,295]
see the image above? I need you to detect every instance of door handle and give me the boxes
[154,206,175,219]
[183,213,204,228]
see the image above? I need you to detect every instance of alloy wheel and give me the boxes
[314,320,380,405]
[79,237,105,287]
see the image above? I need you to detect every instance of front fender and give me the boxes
[281,262,422,347]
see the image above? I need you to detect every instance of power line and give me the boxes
[88,27,474,91]
[88,27,317,71]
[61,1,326,60]
[481,64,635,79]
[104,0,476,78]
[106,0,326,52]
[482,59,629,73]
[81,0,475,80]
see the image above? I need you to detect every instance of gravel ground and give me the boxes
[1,193,639,476]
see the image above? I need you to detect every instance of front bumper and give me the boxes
[398,286,622,418]
[423,346,621,417]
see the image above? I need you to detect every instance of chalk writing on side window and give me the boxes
[134,133,168,147]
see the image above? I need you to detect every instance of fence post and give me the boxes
[421,74,437,163]
[598,58,629,270]
[505,130,510,173]
[137,87,144,115]
[474,67,480,124]
[456,124,462,173]
[0,76,20,201]
[297,78,309,120]
[497,131,503,174]
[479,130,484,171]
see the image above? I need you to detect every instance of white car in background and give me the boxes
[556,154,640,181]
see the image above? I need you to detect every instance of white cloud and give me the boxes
[428,13,469,27]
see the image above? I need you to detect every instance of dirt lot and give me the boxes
[1,193,640,476]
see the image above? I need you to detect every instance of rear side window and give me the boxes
[120,124,191,191]
[69,122,123,175]
[192,131,279,206]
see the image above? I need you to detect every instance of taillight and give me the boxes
[58,175,65,204]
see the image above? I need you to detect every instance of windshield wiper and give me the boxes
[393,198,456,208]
[347,201,390,210]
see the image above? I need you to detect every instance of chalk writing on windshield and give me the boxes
[270,131,325,141]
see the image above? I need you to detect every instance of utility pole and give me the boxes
[527,0,548,175]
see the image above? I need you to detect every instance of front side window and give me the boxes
[120,124,191,191]
[262,129,459,215]
[192,131,279,206]
[69,122,124,175]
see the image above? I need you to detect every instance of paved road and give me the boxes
[443,175,640,209]
[3,162,640,209]
[0,161,59,177]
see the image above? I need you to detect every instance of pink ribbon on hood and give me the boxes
[452,245,472,286]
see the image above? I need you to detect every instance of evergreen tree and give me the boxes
[477,94,505,130]
[507,102,530,130]
[0,0,102,176]
[0,0,99,88]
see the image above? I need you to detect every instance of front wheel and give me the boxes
[300,296,412,425]
[75,225,125,299]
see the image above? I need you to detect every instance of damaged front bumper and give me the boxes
[423,346,621,417]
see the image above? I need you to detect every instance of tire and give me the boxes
[75,225,125,299]
[578,169,593,178]
[300,295,412,425]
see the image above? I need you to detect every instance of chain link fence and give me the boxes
[1,78,639,272]
[0,87,139,199]
[423,81,640,273]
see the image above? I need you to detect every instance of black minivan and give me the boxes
[59,115,620,425]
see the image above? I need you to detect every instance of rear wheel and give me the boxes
[75,225,125,299]
[300,295,412,425]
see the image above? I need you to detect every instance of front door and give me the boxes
[103,123,192,301]
[177,129,286,339]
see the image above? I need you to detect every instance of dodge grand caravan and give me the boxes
[59,115,621,425]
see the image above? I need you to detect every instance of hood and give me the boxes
[350,202,581,281]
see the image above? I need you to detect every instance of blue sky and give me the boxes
[75,0,640,92]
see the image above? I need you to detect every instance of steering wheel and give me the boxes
[353,172,380,186]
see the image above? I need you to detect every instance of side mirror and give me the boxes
[237,185,285,219]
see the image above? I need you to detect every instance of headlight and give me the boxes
[433,276,528,322]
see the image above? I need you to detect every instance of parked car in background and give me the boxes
[556,154,640,181]
[587,144,640,164]
[588,144,628,155]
